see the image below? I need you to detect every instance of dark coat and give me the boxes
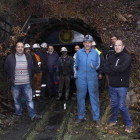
[31,52,41,73]
[56,55,73,75]
[46,51,59,72]
[38,50,47,72]
[103,51,131,87]
[4,53,34,86]
[105,45,128,60]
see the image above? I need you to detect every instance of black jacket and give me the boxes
[103,51,131,87]
[105,45,128,60]
[46,51,59,72]
[4,53,34,86]
[57,55,73,75]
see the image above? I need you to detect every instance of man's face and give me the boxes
[114,40,124,53]
[111,36,117,45]
[61,51,67,56]
[75,45,80,52]
[34,48,40,53]
[83,41,92,50]
[16,42,24,55]
[48,46,54,53]
[41,47,47,52]
[24,48,31,54]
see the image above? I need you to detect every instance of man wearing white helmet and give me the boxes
[55,47,73,100]
[24,43,31,55]
[39,42,47,99]
[31,43,42,102]
[74,35,100,126]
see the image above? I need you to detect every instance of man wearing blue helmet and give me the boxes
[75,35,100,126]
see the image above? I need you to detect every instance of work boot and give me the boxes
[94,121,99,128]
[125,126,132,133]
[65,92,69,101]
[108,122,116,127]
[75,119,84,124]
[55,93,62,100]
[31,115,42,121]
[36,96,42,103]
[14,115,21,123]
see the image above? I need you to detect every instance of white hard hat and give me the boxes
[41,42,47,48]
[33,43,40,49]
[92,41,96,46]
[24,44,31,48]
[60,47,68,52]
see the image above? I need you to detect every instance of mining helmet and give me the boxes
[60,47,68,52]
[41,42,47,48]
[83,34,93,42]
[33,43,40,49]
[92,41,96,46]
[24,44,31,48]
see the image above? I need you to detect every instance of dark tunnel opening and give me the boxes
[21,17,106,95]
[22,16,104,56]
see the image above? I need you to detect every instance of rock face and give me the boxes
[126,90,138,107]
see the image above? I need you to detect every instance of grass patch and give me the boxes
[26,131,38,140]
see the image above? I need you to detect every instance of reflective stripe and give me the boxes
[38,62,41,65]
[115,59,120,66]
[33,95,36,97]
[41,84,46,87]
[35,90,41,93]
[36,94,40,97]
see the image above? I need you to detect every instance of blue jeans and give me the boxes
[11,83,36,118]
[109,86,132,126]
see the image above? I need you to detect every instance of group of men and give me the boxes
[4,34,132,133]
[74,34,132,133]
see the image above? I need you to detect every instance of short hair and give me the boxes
[48,46,54,49]
[111,34,119,39]
[75,45,81,48]
[16,41,24,47]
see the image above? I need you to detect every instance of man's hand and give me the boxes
[98,74,102,80]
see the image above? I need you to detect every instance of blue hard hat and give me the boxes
[83,34,93,42]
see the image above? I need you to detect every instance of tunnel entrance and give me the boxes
[21,16,105,98]
[21,16,103,54]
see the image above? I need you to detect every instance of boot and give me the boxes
[55,93,62,100]
[36,96,42,103]
[65,92,69,101]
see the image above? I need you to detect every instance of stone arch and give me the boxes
[23,16,103,48]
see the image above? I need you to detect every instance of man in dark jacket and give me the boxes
[56,47,73,100]
[105,34,118,60]
[4,42,42,122]
[103,40,132,133]
[46,46,59,96]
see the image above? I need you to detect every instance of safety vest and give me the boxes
[95,48,101,55]
[34,53,41,66]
